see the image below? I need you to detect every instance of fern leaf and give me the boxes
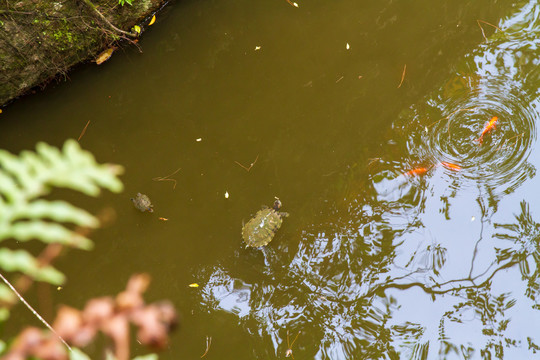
[9,200,99,227]
[70,348,92,360]
[0,140,124,200]
[4,221,93,250]
[0,248,65,285]
[0,283,16,304]
[0,169,22,203]
[0,139,124,295]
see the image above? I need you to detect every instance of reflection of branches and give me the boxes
[469,197,487,278]
[367,255,522,297]
[199,196,540,358]
[370,199,537,300]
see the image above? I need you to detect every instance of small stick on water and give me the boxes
[152,167,181,189]
[425,108,477,130]
[200,336,212,358]
[77,120,91,142]
[0,272,72,352]
[285,0,299,7]
[477,20,502,42]
[285,330,300,359]
[495,132,524,151]
[368,157,381,166]
[397,64,407,88]
[234,154,259,172]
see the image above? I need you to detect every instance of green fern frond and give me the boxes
[0,248,65,285]
[0,139,124,285]
[0,140,123,199]
[0,284,15,304]
[3,221,94,249]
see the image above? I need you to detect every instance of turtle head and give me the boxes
[273,198,282,211]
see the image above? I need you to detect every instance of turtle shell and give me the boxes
[131,193,153,212]
[242,206,288,247]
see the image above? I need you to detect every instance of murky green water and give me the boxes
[3,0,540,358]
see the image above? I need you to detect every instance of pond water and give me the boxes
[2,0,540,358]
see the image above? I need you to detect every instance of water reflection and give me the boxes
[195,1,540,358]
[198,202,414,358]
[400,76,537,197]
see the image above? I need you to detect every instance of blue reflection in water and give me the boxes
[197,1,540,358]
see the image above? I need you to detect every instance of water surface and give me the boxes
[2,0,540,359]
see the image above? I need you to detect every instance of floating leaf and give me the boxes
[189,283,199,288]
[133,25,141,34]
[148,15,156,26]
[95,47,115,65]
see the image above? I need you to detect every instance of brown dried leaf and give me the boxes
[95,47,116,65]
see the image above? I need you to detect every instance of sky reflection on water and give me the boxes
[198,1,540,358]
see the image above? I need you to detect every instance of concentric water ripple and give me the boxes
[410,78,537,195]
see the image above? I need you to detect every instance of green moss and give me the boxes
[1,0,166,105]
[47,22,87,52]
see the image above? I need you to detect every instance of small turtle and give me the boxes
[242,198,289,248]
[131,193,154,212]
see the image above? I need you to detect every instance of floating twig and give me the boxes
[234,155,259,172]
[397,64,407,88]
[200,336,212,358]
[477,20,502,42]
[152,168,181,189]
[285,0,299,7]
[368,157,381,167]
[336,76,344,83]
[285,330,300,359]
[77,120,91,142]
[425,108,478,135]
[495,132,524,152]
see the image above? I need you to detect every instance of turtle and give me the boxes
[131,193,154,212]
[242,198,289,248]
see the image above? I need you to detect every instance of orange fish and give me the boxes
[475,116,498,144]
[404,167,428,177]
[440,161,461,171]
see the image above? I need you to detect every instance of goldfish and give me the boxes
[403,167,428,177]
[440,161,461,171]
[475,116,498,144]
